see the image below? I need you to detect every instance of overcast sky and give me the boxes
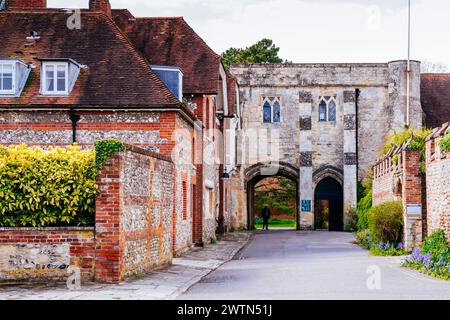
[48,0,449,67]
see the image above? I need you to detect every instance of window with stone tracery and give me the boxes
[318,96,337,122]
[262,96,281,123]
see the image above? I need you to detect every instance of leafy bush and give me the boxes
[403,230,450,280]
[345,207,358,232]
[440,133,450,154]
[94,139,125,171]
[354,230,371,250]
[0,144,98,227]
[368,201,404,244]
[380,128,432,174]
[357,179,372,231]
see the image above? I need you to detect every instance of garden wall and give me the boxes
[0,227,95,282]
[0,145,176,283]
[372,145,424,249]
[425,122,450,242]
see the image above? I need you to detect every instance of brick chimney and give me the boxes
[89,0,111,17]
[7,0,47,8]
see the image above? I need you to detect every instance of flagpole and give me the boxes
[406,0,411,128]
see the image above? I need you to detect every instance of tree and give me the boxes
[221,39,284,69]
[421,60,449,73]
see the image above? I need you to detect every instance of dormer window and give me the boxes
[0,62,14,94]
[0,59,31,97]
[42,62,68,95]
[39,59,81,96]
[151,65,183,100]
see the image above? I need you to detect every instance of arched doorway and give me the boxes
[314,177,344,231]
[245,162,299,231]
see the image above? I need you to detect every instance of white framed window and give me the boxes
[42,62,69,95]
[0,62,15,94]
[150,65,183,100]
[262,96,281,123]
[318,96,337,122]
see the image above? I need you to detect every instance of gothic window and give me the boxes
[318,96,337,122]
[273,101,281,123]
[328,100,336,122]
[319,100,327,122]
[263,100,271,123]
[262,96,281,123]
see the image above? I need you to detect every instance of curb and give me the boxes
[166,233,252,300]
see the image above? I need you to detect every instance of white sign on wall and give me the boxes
[406,204,422,216]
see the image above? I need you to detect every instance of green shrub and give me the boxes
[440,133,450,154]
[345,207,358,232]
[357,179,372,231]
[94,139,125,171]
[403,230,450,280]
[354,230,371,250]
[0,144,98,227]
[421,230,450,262]
[368,201,404,244]
[370,241,406,256]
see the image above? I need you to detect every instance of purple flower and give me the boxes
[397,243,404,250]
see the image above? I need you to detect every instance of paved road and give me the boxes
[181,231,450,300]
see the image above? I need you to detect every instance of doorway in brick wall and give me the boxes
[314,177,344,231]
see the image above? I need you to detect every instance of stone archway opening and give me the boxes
[314,177,344,231]
[245,162,299,231]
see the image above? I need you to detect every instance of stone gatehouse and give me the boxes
[230,61,423,231]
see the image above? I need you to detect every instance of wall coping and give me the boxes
[0,227,95,232]
[123,144,173,163]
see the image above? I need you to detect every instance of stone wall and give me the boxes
[373,146,424,249]
[95,145,175,282]
[0,227,95,282]
[231,61,422,230]
[425,122,450,241]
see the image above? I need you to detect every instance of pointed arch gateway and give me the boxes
[245,162,299,230]
[313,166,344,231]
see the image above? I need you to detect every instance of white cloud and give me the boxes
[47,0,450,67]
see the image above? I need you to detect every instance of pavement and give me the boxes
[0,232,251,300]
[181,230,450,300]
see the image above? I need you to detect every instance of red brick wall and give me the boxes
[373,148,424,248]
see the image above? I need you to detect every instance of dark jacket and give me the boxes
[261,208,271,221]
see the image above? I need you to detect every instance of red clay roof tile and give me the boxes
[0,10,181,107]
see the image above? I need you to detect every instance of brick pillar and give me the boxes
[402,149,423,250]
[94,154,123,283]
[299,91,314,230]
[343,90,358,230]
[7,0,46,8]
[89,0,111,17]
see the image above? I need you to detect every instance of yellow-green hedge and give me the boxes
[0,144,98,227]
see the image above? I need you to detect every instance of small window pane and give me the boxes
[328,100,336,121]
[57,78,66,91]
[2,77,12,90]
[263,101,271,123]
[319,100,327,122]
[57,65,66,78]
[273,101,281,123]
[45,65,55,92]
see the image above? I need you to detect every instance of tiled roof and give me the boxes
[112,10,222,94]
[421,74,450,129]
[0,10,181,107]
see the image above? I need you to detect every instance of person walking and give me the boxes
[261,204,271,231]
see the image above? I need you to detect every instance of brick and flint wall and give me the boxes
[0,145,184,283]
[373,143,424,249]
[425,122,450,241]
